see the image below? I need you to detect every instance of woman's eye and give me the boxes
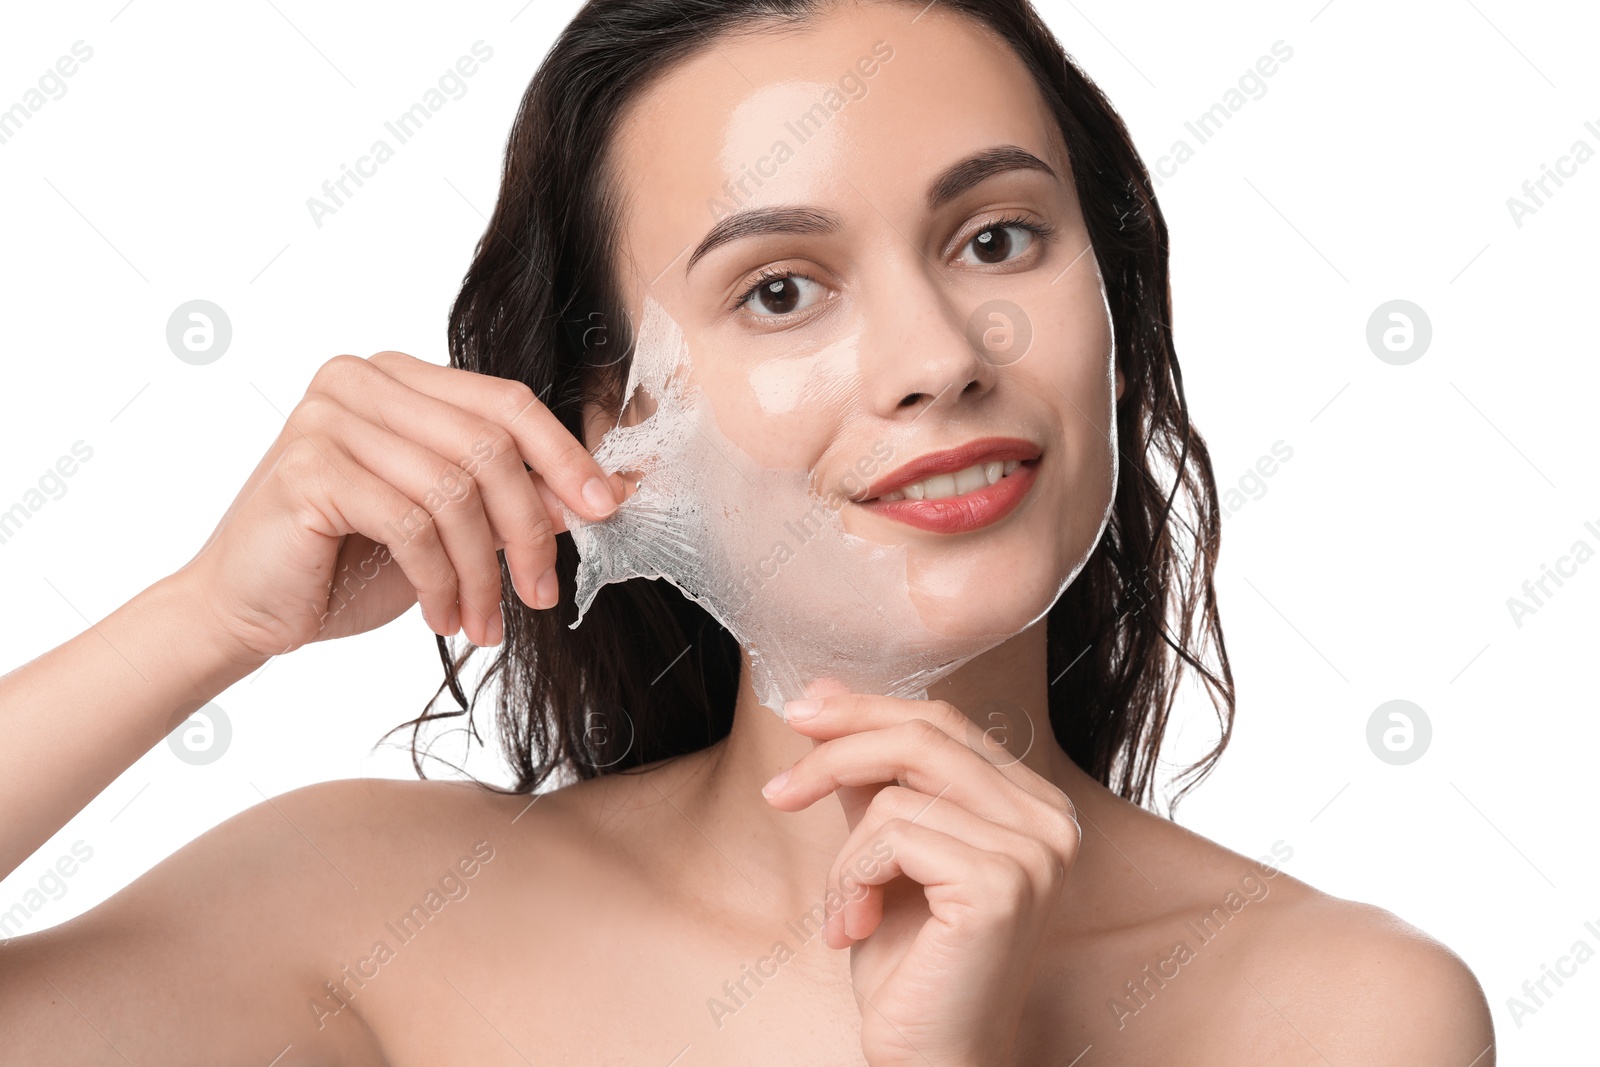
[958,223,1038,266]
[739,273,825,318]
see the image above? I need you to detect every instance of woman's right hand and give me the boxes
[173,350,629,663]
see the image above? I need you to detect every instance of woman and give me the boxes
[0,0,1494,1063]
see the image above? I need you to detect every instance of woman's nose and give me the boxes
[858,275,1000,422]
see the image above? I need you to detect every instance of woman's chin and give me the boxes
[905,564,1073,644]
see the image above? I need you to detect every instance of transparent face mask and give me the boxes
[558,271,1118,719]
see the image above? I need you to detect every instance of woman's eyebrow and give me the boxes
[687,206,841,275]
[684,145,1056,276]
[925,144,1057,211]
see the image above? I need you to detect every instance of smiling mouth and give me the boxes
[854,456,1040,534]
[874,458,1025,501]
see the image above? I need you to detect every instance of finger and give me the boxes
[787,690,1008,757]
[324,407,507,645]
[827,819,1033,950]
[764,718,1038,826]
[308,358,568,608]
[839,870,882,946]
[276,435,464,638]
[526,470,634,536]
[793,678,883,828]
[360,351,623,523]
[828,785,1054,942]
[784,693,1066,807]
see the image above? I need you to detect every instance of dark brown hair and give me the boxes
[382,0,1234,813]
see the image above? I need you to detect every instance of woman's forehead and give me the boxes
[607,3,1067,271]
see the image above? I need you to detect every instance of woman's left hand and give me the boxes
[761,688,1081,1067]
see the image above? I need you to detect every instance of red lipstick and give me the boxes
[853,436,1041,534]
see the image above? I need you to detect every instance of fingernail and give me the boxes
[785,698,821,722]
[536,567,559,610]
[446,604,461,635]
[583,476,618,518]
[761,768,791,798]
[486,609,503,646]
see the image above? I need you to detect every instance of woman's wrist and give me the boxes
[140,568,276,695]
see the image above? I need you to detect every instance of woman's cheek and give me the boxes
[695,334,860,472]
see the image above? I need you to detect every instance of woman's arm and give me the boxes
[0,349,625,1060]
[0,778,406,1067]
[0,350,622,881]
[0,571,265,880]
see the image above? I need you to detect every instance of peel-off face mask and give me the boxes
[558,280,1118,719]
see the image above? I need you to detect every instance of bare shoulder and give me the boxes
[1071,796,1494,1063]
[252,774,537,867]
[0,775,536,1065]
[1221,887,1495,1062]
[1162,844,1497,1066]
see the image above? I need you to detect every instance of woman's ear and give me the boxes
[1115,364,1126,402]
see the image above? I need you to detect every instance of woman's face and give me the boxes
[587,0,1120,641]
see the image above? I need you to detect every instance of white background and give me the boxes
[1,0,1595,1060]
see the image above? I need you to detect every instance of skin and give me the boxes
[0,2,1495,1065]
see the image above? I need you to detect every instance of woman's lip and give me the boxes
[853,458,1039,534]
[857,435,1041,502]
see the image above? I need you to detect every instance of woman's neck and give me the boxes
[680,618,1098,912]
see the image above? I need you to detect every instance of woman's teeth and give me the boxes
[878,459,1022,502]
